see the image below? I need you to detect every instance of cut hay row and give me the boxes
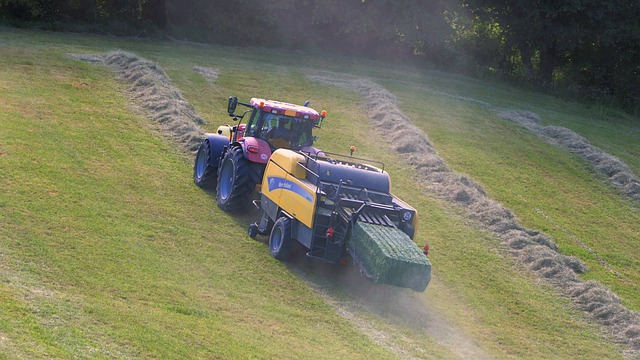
[193,66,219,85]
[431,89,640,204]
[308,74,640,358]
[497,109,640,202]
[66,51,207,153]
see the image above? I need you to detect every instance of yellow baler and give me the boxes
[250,149,431,292]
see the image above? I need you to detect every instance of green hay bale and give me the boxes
[349,222,431,291]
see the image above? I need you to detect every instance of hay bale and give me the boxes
[349,222,431,292]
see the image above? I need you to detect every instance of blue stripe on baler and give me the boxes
[267,176,313,203]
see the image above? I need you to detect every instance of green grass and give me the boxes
[1,27,637,359]
[0,31,396,359]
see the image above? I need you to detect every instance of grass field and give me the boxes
[1,28,638,359]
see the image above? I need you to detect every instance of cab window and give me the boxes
[244,109,260,137]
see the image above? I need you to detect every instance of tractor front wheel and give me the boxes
[193,139,218,190]
[269,217,292,260]
[216,145,262,212]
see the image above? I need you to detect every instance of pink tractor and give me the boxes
[194,96,327,212]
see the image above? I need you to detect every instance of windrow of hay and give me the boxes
[431,91,640,204]
[66,51,207,152]
[497,109,640,202]
[308,75,640,358]
[193,66,219,85]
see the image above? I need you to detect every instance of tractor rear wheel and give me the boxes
[216,145,262,212]
[269,217,292,260]
[193,139,218,190]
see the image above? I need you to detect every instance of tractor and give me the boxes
[194,96,430,291]
[193,96,326,212]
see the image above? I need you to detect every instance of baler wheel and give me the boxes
[269,217,292,260]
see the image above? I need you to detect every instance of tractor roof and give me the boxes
[250,98,321,120]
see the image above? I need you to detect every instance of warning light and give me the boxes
[326,227,334,239]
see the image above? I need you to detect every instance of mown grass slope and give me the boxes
[1,28,638,359]
[0,30,398,359]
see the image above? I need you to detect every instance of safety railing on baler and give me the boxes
[295,151,412,263]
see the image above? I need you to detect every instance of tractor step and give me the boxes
[308,207,348,263]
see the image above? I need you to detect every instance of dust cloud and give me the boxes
[290,255,493,360]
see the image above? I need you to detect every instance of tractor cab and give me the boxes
[251,112,313,150]
[228,97,326,151]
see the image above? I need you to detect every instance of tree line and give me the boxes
[2,0,638,110]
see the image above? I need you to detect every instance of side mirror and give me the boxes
[227,96,238,116]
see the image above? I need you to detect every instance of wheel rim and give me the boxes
[271,226,282,251]
[195,147,207,179]
[218,159,234,201]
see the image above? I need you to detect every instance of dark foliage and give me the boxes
[1,0,637,111]
[458,0,640,109]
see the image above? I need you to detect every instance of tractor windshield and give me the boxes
[256,112,313,150]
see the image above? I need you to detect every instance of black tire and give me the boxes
[269,217,292,260]
[257,212,274,236]
[216,145,263,212]
[193,139,218,190]
[248,223,259,239]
